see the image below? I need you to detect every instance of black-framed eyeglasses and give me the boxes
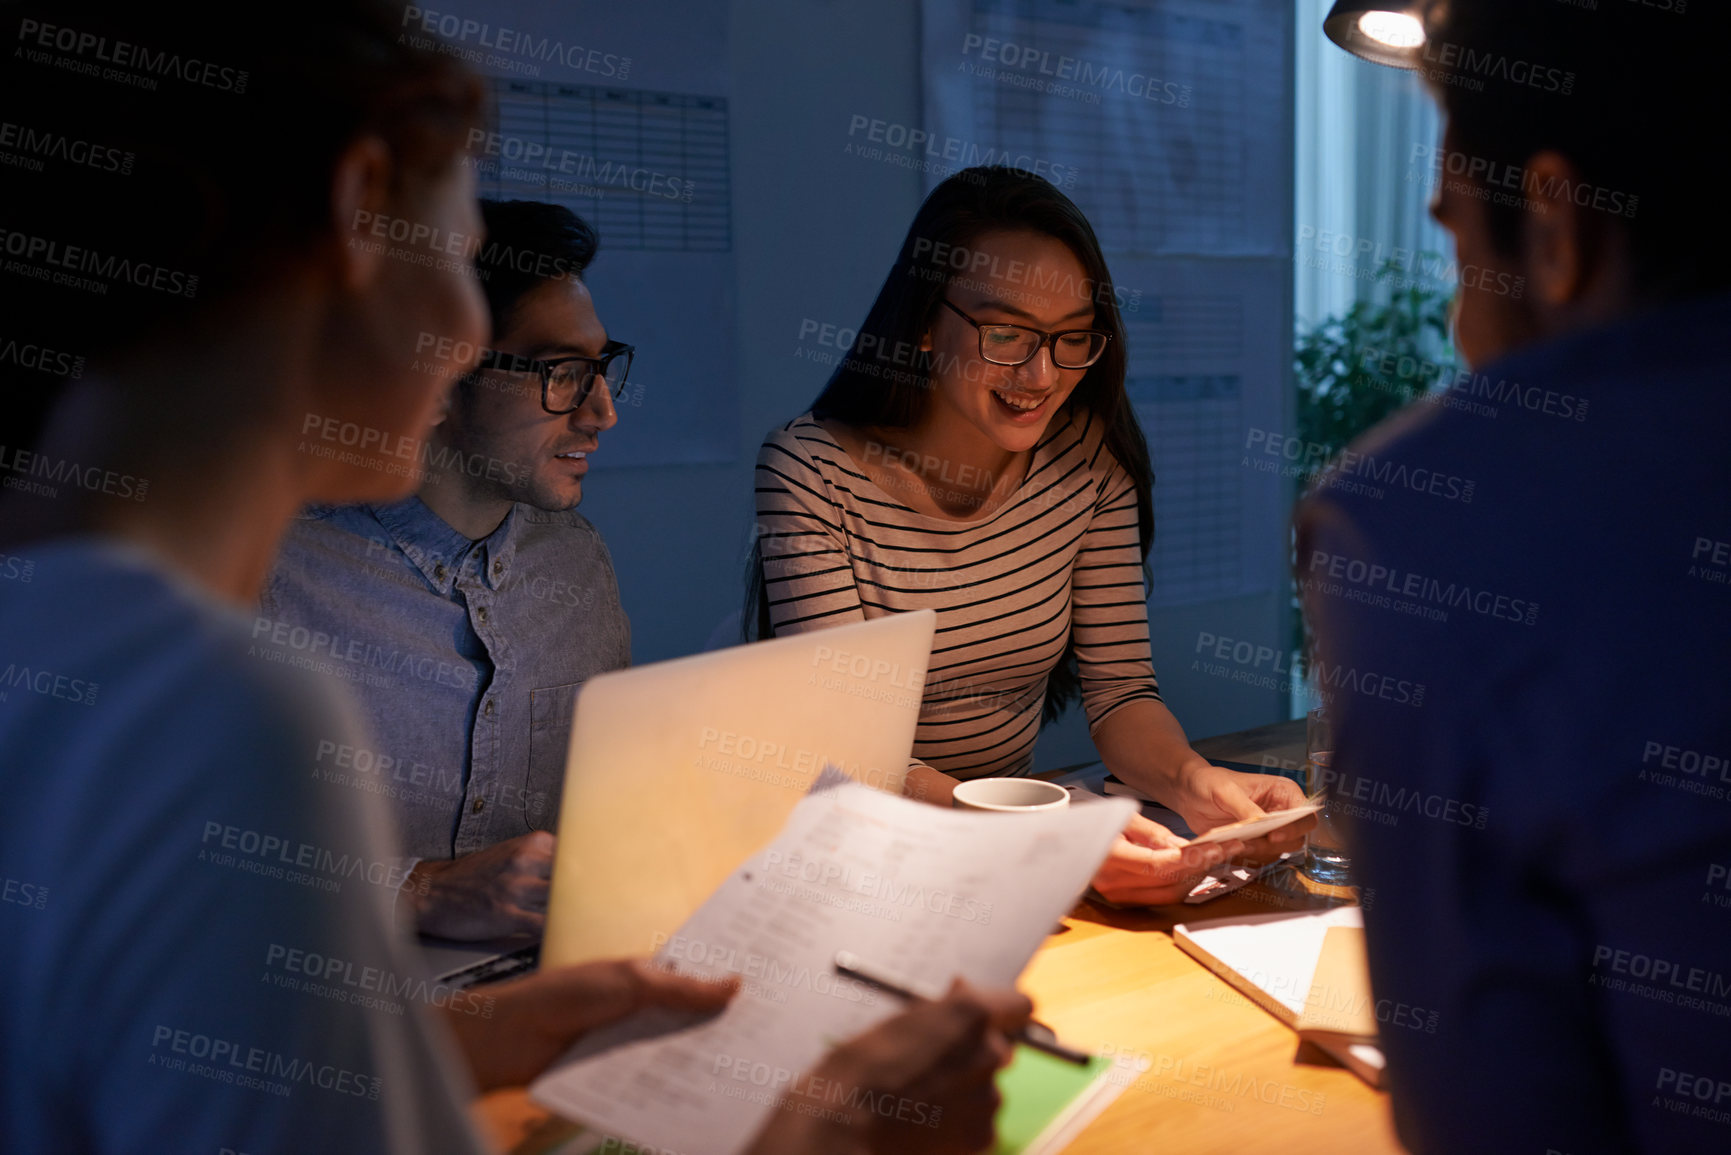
[938,298,1110,369]
[476,341,635,414]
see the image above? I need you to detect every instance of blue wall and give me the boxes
[567,0,1294,760]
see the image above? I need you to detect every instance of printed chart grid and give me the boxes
[1131,373,1244,606]
[477,79,731,252]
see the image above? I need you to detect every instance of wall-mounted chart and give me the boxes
[922,0,1293,607]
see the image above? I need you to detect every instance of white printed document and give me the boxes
[530,770,1136,1155]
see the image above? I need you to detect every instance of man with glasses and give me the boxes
[261,199,634,940]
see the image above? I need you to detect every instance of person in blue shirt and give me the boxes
[263,197,634,941]
[1296,2,1731,1151]
[0,3,1028,1152]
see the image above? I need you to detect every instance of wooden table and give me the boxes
[475,720,1406,1154]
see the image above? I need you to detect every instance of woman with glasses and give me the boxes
[751,167,1308,904]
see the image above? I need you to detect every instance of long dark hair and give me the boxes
[746,166,1155,726]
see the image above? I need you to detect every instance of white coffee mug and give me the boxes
[952,777,1070,813]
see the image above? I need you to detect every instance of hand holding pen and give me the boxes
[749,966,1034,1155]
[836,952,1090,1065]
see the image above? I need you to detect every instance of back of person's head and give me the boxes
[0,0,484,449]
[1421,0,1730,301]
[470,199,601,339]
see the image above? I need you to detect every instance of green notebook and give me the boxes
[991,1045,1125,1155]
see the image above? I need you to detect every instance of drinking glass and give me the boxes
[1301,707,1353,885]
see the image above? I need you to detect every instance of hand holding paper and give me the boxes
[529,770,1136,1155]
[441,959,740,1092]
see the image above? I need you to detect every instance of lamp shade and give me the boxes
[1323,1,1426,70]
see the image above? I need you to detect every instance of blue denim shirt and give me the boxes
[257,497,629,862]
[1,539,487,1154]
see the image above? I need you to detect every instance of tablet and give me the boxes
[1182,798,1323,847]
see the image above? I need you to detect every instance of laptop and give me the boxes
[423,610,935,983]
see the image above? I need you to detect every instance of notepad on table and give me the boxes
[1173,906,1387,1087]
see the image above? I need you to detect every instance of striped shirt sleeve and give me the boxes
[1073,448,1162,732]
[754,427,866,633]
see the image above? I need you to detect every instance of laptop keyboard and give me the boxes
[444,943,540,989]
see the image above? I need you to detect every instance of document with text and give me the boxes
[531,769,1136,1155]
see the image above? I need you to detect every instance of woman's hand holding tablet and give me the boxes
[1090,813,1249,906]
[1086,763,1319,905]
[1182,797,1324,848]
[1172,764,1319,859]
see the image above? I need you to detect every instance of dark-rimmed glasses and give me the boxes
[476,341,635,414]
[938,298,1110,369]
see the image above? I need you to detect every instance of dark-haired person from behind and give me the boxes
[0,5,1031,1153]
[1296,2,1731,1151]
[750,167,1311,905]
[262,197,634,941]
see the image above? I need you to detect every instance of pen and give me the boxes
[833,951,1093,1066]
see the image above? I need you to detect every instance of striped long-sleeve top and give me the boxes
[754,405,1162,779]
